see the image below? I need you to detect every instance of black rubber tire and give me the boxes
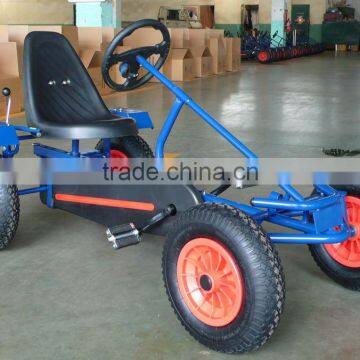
[332,185,360,197]
[0,184,20,250]
[309,186,360,291]
[96,135,154,158]
[162,203,285,354]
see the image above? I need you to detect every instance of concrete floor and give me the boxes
[1,52,360,360]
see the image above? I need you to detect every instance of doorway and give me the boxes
[292,4,310,41]
[243,5,260,33]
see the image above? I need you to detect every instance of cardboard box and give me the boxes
[191,47,212,77]
[169,49,194,82]
[0,25,9,42]
[225,38,241,72]
[88,66,102,92]
[168,28,190,48]
[78,28,122,96]
[335,44,347,51]
[148,54,172,83]
[208,37,226,75]
[90,51,114,96]
[0,42,19,78]
[78,27,121,52]
[102,27,121,46]
[29,25,79,53]
[8,25,30,77]
[188,29,207,48]
[206,28,225,40]
[0,42,23,115]
[80,49,113,96]
[0,76,22,116]
[78,27,103,51]
[8,25,79,76]
[8,25,29,47]
[79,49,97,68]
[123,27,163,48]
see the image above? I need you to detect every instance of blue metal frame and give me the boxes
[0,54,354,246]
[136,56,258,168]
[136,54,353,245]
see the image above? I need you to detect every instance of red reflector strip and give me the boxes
[55,194,155,212]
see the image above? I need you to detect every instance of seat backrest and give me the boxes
[23,31,111,128]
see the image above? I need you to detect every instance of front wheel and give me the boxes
[162,203,285,354]
[309,186,360,290]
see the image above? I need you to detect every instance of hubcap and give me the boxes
[199,274,213,291]
[177,238,244,327]
[325,196,360,268]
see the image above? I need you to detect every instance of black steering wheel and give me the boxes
[102,19,170,92]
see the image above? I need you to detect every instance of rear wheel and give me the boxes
[309,186,360,290]
[0,183,20,250]
[162,203,285,354]
[97,135,154,163]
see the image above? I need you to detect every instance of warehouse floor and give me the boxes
[1,52,360,360]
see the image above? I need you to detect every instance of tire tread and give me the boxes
[162,203,285,354]
[0,185,20,250]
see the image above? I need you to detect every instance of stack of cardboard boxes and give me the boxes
[0,42,22,115]
[0,25,241,115]
[0,25,79,115]
[137,27,241,82]
[77,26,120,96]
[335,44,359,52]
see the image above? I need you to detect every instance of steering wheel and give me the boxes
[102,19,171,92]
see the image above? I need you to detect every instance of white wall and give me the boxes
[122,0,214,22]
[0,0,73,25]
[215,0,327,25]
[214,0,280,25]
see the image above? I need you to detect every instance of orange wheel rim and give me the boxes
[177,238,244,327]
[110,149,130,171]
[258,51,268,62]
[325,196,360,268]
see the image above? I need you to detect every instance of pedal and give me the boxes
[106,205,176,250]
[106,223,141,250]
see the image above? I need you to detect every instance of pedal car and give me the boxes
[0,19,359,354]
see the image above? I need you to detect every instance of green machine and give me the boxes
[322,21,360,46]
[322,5,359,46]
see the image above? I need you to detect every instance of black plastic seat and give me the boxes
[23,32,137,139]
